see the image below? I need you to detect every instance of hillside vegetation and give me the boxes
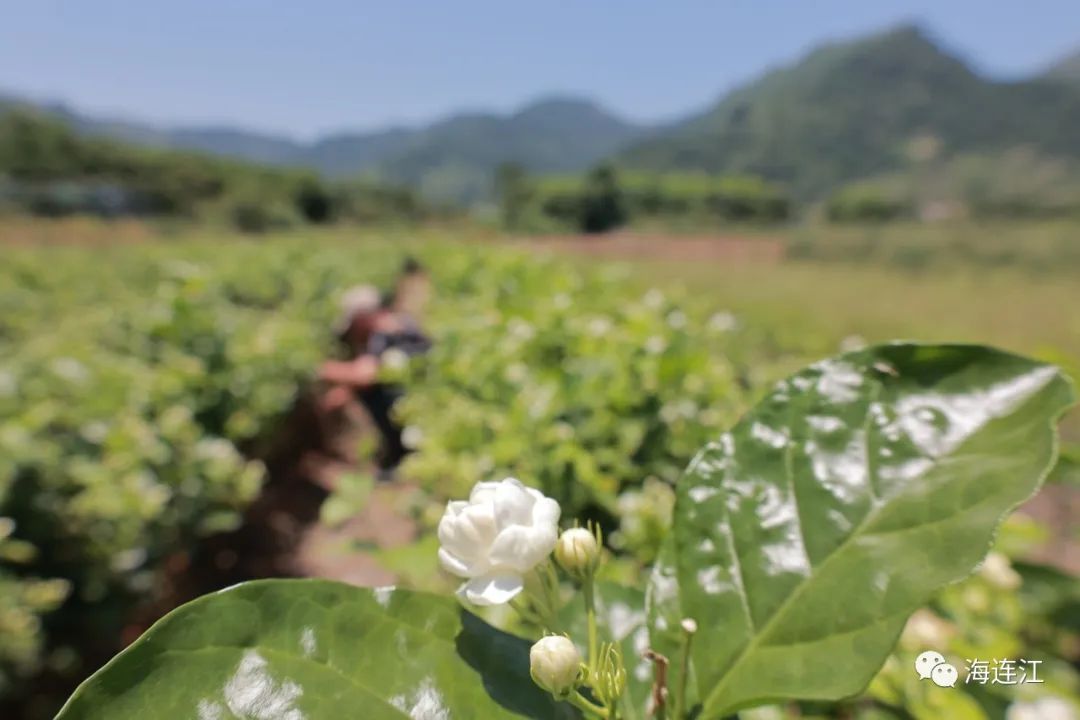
[1044,50,1080,84]
[619,26,1080,197]
[0,110,428,230]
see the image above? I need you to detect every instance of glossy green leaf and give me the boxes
[662,344,1075,717]
[57,579,576,719]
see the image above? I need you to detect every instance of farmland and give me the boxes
[1,220,1079,719]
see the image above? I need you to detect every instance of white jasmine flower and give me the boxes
[645,335,667,355]
[503,362,528,384]
[659,403,679,424]
[0,371,16,397]
[708,311,737,333]
[1007,697,1076,720]
[698,408,722,426]
[979,552,1022,590]
[588,317,612,337]
[381,348,409,373]
[196,437,238,462]
[51,357,89,383]
[552,422,574,442]
[527,385,555,419]
[437,478,560,606]
[839,334,867,352]
[79,421,109,444]
[401,425,423,450]
[666,310,687,329]
[683,374,705,394]
[110,547,148,573]
[899,608,953,650]
[962,585,991,613]
[507,319,535,341]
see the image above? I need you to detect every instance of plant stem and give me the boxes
[545,560,561,607]
[510,596,541,626]
[643,650,668,720]
[568,690,609,718]
[583,575,599,673]
[527,564,560,631]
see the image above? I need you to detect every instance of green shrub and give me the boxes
[826,186,911,222]
[519,169,791,232]
[579,164,627,233]
[229,198,298,233]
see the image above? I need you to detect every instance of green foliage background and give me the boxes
[1,229,1078,719]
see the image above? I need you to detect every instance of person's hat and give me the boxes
[334,284,382,333]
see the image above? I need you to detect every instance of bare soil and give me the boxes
[122,391,418,643]
[1017,484,1080,575]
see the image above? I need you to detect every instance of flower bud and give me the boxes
[554,527,600,578]
[529,635,582,697]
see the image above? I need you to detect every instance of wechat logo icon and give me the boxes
[915,650,957,688]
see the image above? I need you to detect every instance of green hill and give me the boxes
[618,25,1080,197]
[1043,50,1080,84]
[0,109,427,227]
[1,94,643,204]
[369,98,645,203]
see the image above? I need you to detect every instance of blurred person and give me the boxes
[319,259,431,479]
[387,256,432,324]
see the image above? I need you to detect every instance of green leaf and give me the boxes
[57,579,576,719]
[663,344,1075,717]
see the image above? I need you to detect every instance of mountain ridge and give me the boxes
[5,23,1080,203]
[1042,50,1080,84]
[0,92,644,202]
[618,25,1080,196]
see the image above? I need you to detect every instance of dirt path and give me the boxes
[1017,484,1080,576]
[208,393,420,588]
[123,392,419,642]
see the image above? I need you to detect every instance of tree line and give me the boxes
[494,163,792,233]
[0,110,433,231]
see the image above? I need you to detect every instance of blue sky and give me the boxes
[1,1,1077,139]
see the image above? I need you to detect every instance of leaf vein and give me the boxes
[704,377,895,713]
